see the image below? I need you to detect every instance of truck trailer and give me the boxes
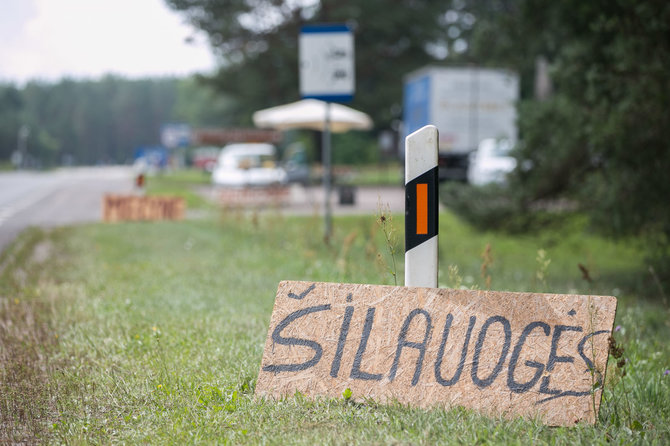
[402,66,519,182]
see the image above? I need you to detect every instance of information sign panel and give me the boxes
[299,25,355,102]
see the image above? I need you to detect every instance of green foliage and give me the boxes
[1,213,668,443]
[0,77,177,165]
[0,85,23,160]
[165,0,460,130]
[376,202,399,285]
[0,76,237,166]
[440,182,529,233]
[466,0,670,280]
[331,132,379,165]
[172,77,236,127]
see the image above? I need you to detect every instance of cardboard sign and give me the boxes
[256,281,617,426]
[103,195,184,222]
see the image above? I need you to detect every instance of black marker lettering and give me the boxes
[288,283,316,300]
[350,307,382,381]
[389,309,433,385]
[547,325,582,372]
[539,324,583,397]
[330,304,354,378]
[471,315,512,388]
[578,330,609,372]
[435,315,476,386]
[507,321,550,393]
[535,328,609,403]
[262,304,330,373]
[537,385,592,404]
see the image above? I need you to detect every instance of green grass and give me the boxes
[145,168,214,210]
[347,163,404,186]
[0,161,15,171]
[1,209,669,444]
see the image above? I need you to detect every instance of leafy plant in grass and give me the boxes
[376,201,399,285]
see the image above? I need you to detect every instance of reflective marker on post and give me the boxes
[405,125,439,288]
[416,183,428,234]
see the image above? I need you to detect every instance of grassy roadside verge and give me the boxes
[1,210,669,444]
[144,168,214,210]
[346,164,403,186]
[0,227,67,442]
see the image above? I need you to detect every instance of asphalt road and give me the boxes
[0,167,133,253]
[0,167,407,253]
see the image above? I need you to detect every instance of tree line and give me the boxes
[165,0,669,281]
[1,0,667,280]
[0,76,235,166]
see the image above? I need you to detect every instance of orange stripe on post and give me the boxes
[416,183,428,235]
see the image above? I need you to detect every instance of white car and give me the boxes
[212,143,287,187]
[467,138,517,186]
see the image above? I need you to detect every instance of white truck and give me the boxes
[402,66,519,182]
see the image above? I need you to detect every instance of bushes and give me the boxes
[441,181,670,293]
[440,182,530,233]
[440,181,589,234]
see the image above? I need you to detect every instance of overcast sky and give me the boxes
[0,0,217,84]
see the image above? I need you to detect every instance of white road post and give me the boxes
[405,125,439,288]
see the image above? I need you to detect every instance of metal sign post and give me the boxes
[405,125,439,287]
[299,24,355,240]
[322,102,332,239]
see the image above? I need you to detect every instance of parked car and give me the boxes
[212,143,287,187]
[467,138,517,186]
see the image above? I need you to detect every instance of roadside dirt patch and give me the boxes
[0,232,60,444]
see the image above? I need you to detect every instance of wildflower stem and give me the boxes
[377,200,398,286]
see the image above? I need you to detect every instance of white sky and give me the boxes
[0,0,217,84]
